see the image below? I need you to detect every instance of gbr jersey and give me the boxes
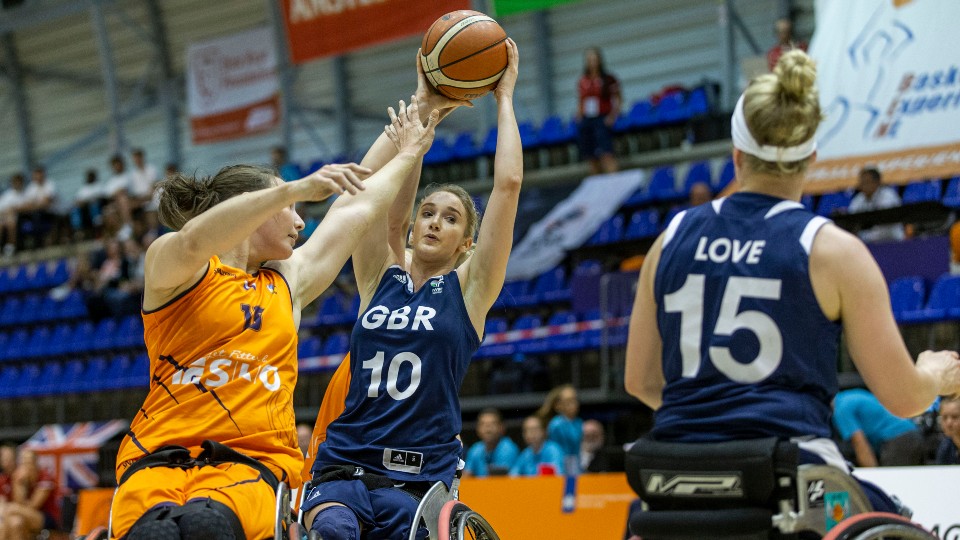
[314,266,481,485]
[116,256,302,487]
[652,193,841,442]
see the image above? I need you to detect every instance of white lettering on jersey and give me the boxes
[170,356,281,392]
[694,237,766,264]
[361,305,436,331]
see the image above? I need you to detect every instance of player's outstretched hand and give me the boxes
[917,350,960,396]
[415,49,473,124]
[295,163,371,202]
[385,96,439,157]
[494,38,519,102]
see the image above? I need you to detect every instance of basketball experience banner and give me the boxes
[186,26,280,144]
[805,0,960,193]
[281,0,469,64]
[492,0,580,17]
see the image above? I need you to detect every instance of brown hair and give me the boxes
[419,183,480,240]
[742,49,823,176]
[535,383,575,424]
[157,164,275,231]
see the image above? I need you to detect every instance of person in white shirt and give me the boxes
[847,166,905,243]
[0,173,28,255]
[128,148,159,203]
[71,169,105,239]
[104,154,134,233]
[19,166,59,250]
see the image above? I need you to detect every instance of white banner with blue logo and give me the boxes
[806,0,960,192]
[505,170,645,281]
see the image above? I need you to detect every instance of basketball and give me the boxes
[420,10,509,100]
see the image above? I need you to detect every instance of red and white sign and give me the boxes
[280,0,469,64]
[186,26,280,144]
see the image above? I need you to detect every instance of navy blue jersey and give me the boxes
[651,192,840,442]
[314,266,481,484]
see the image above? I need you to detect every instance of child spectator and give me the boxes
[464,408,520,477]
[0,448,59,539]
[510,416,565,477]
[833,388,924,467]
[936,396,960,465]
[537,383,583,473]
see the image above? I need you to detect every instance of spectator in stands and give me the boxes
[848,165,905,243]
[128,147,159,208]
[580,419,624,473]
[510,415,565,476]
[71,169,105,240]
[18,165,59,250]
[0,173,28,256]
[104,154,133,234]
[935,396,960,465]
[537,383,583,472]
[577,47,621,175]
[688,182,712,207]
[464,408,520,477]
[0,447,58,540]
[297,424,312,457]
[0,443,15,501]
[272,146,300,181]
[766,18,807,71]
[833,388,924,467]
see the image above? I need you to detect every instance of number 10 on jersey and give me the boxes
[363,351,423,400]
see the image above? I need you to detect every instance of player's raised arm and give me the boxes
[460,39,523,328]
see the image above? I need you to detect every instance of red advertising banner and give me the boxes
[280,0,470,64]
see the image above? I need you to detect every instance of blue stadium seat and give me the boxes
[7,264,31,293]
[19,294,43,325]
[627,99,658,130]
[942,177,960,208]
[889,277,926,323]
[545,311,583,353]
[451,132,480,161]
[298,336,323,360]
[123,353,150,389]
[901,179,941,204]
[538,116,576,145]
[37,295,60,323]
[0,331,8,362]
[92,317,119,351]
[314,293,349,327]
[682,161,713,194]
[116,315,145,349]
[12,363,41,398]
[513,315,546,355]
[474,317,511,359]
[47,323,74,357]
[102,354,131,391]
[518,122,540,149]
[532,266,571,304]
[48,259,70,288]
[423,136,453,166]
[625,210,660,240]
[59,359,85,394]
[68,320,97,354]
[0,297,23,327]
[81,357,109,393]
[24,326,52,359]
[0,365,20,399]
[900,274,960,323]
[687,86,711,117]
[6,328,29,361]
[648,166,681,202]
[581,309,605,348]
[657,91,689,123]
[58,289,89,320]
[322,332,350,357]
[815,191,853,217]
[573,259,603,277]
[0,267,10,294]
[36,361,64,397]
[498,280,537,308]
[715,157,735,194]
[304,159,325,175]
[480,127,499,156]
[589,214,625,245]
[622,184,652,208]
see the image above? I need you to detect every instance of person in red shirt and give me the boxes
[766,18,807,71]
[577,47,621,175]
[0,448,58,540]
[0,444,16,502]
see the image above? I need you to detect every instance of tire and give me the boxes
[452,510,500,540]
[286,522,304,540]
[822,512,937,540]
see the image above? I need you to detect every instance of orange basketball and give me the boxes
[420,10,508,101]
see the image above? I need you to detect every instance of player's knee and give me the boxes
[310,505,360,540]
[177,500,239,540]
[125,518,180,540]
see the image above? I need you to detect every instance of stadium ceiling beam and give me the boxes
[89,0,126,153]
[332,56,354,158]
[267,0,296,154]
[0,0,111,35]
[144,0,181,167]
[0,33,35,172]
[533,10,556,119]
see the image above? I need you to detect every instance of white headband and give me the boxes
[731,93,817,162]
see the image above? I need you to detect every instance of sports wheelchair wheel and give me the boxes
[438,501,499,540]
[823,512,937,540]
[78,526,109,540]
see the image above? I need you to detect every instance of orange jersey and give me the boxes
[116,256,303,488]
[300,353,351,483]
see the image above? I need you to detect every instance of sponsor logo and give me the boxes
[807,479,825,507]
[394,273,407,284]
[644,472,743,497]
[214,267,237,278]
[243,281,257,291]
[430,275,444,294]
[382,448,423,474]
[170,351,280,392]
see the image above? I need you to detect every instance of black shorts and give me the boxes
[577,116,615,159]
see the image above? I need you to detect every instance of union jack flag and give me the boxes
[23,420,127,491]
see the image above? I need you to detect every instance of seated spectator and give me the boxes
[104,154,133,234]
[18,165,59,250]
[848,166,905,243]
[128,147,159,207]
[833,388,924,467]
[271,145,301,181]
[936,396,960,465]
[579,419,625,473]
[297,423,312,457]
[688,181,712,207]
[85,238,142,319]
[766,18,807,71]
[537,384,583,473]
[0,173,28,256]
[0,448,58,540]
[0,443,15,501]
[509,415,565,477]
[464,408,520,477]
[71,169,105,240]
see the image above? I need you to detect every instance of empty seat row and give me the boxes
[0,353,149,399]
[0,315,144,362]
[473,310,628,359]
[816,176,960,217]
[0,259,70,294]
[0,290,88,327]
[891,273,960,324]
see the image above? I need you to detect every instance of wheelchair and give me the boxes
[624,437,936,540]
[289,474,499,540]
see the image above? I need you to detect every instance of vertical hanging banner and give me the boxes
[187,26,280,144]
[281,0,470,64]
[805,0,960,193]
[492,0,580,16]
